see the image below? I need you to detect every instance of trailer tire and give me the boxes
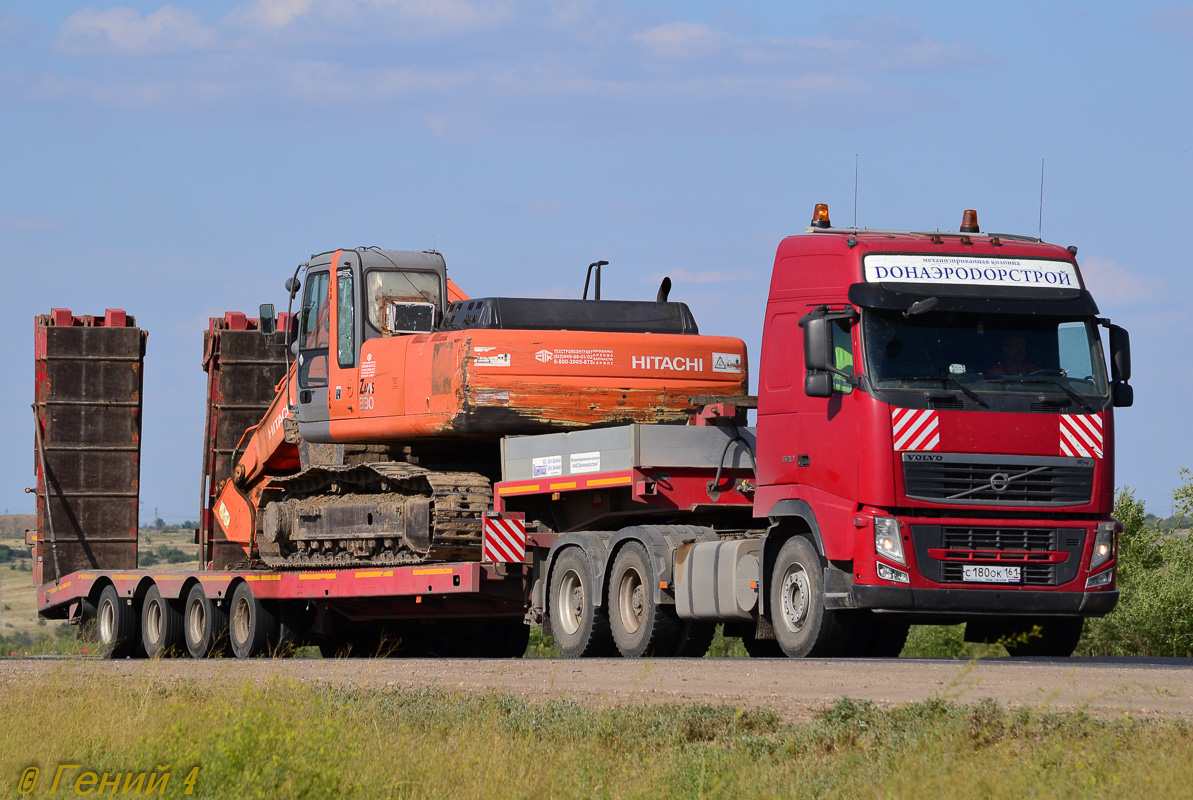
[549,547,615,658]
[184,584,229,659]
[769,536,848,658]
[229,582,279,659]
[141,585,184,658]
[608,542,680,658]
[96,584,142,659]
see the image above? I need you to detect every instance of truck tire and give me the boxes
[141,585,184,658]
[769,536,850,658]
[229,582,279,659]
[96,584,143,659]
[549,547,615,658]
[184,583,229,659]
[607,542,680,658]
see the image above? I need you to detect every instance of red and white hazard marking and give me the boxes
[1060,413,1103,458]
[482,515,527,563]
[892,408,940,451]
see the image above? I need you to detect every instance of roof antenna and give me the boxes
[1037,159,1045,241]
[853,154,859,229]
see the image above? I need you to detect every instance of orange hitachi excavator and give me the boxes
[212,248,748,568]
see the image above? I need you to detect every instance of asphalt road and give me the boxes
[6,657,1193,720]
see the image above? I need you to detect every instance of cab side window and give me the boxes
[299,271,330,388]
[833,319,854,394]
[337,269,355,368]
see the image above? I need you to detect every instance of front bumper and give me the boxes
[829,583,1118,617]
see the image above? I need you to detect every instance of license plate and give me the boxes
[962,564,1021,584]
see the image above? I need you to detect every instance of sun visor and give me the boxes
[848,282,1100,316]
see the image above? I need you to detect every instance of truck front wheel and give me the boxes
[549,547,615,658]
[769,536,850,658]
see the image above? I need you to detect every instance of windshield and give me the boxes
[863,310,1108,397]
[366,270,442,333]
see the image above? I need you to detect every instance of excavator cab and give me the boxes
[293,248,448,435]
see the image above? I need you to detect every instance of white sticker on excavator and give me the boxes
[712,352,742,373]
[218,502,231,531]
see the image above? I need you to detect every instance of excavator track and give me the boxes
[256,462,493,569]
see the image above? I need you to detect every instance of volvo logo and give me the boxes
[905,454,944,462]
[989,472,1011,493]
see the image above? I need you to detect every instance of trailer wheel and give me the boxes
[769,536,849,658]
[549,547,615,658]
[184,584,229,659]
[608,542,680,658]
[96,585,142,659]
[229,583,279,659]
[141,585,184,658]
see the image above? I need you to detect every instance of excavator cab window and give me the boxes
[337,268,355,368]
[366,270,441,335]
[298,271,330,387]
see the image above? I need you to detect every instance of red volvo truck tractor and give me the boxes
[32,205,1131,659]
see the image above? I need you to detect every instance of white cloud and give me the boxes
[240,0,316,28]
[634,22,737,59]
[232,0,509,33]
[1080,257,1162,306]
[55,6,217,55]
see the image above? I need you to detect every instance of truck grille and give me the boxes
[910,525,1086,587]
[941,526,1055,551]
[902,453,1094,506]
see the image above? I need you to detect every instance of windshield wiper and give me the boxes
[895,376,988,408]
[986,376,1095,412]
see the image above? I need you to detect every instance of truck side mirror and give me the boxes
[802,316,832,372]
[1109,324,1131,382]
[259,303,277,335]
[1112,382,1133,408]
[805,372,833,398]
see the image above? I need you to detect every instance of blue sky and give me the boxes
[4,1,1191,521]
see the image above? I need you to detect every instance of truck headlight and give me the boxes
[1089,522,1116,572]
[875,517,905,565]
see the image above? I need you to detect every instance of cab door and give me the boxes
[327,251,362,424]
[296,266,332,439]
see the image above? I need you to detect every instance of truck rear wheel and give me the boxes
[769,536,849,658]
[184,584,229,659]
[96,584,143,659]
[141,585,184,658]
[608,542,680,658]
[229,583,279,659]
[549,547,615,658]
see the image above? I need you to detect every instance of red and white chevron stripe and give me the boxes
[482,515,527,563]
[1060,413,1103,458]
[892,408,940,451]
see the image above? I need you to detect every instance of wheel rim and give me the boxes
[232,596,252,646]
[616,568,645,635]
[557,569,584,636]
[146,600,163,645]
[779,566,810,633]
[187,598,206,645]
[98,599,116,644]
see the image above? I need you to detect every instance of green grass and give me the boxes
[2,669,1190,798]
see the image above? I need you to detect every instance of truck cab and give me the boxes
[754,205,1131,653]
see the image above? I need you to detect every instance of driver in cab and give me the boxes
[989,333,1038,376]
